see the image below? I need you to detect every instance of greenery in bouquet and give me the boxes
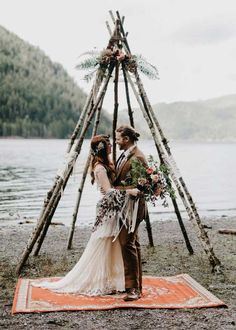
[121,155,175,207]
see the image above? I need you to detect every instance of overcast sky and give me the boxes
[1,0,236,111]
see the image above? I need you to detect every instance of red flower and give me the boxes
[146,167,154,174]
[116,50,126,62]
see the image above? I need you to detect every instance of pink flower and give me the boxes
[116,50,126,62]
[138,178,147,185]
[146,167,154,175]
[151,174,159,183]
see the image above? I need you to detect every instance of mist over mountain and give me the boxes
[118,94,236,141]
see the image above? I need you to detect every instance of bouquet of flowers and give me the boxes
[121,155,175,207]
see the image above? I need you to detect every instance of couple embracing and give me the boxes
[33,125,147,302]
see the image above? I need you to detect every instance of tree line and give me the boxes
[0,25,111,138]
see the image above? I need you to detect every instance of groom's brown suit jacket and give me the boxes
[114,146,148,223]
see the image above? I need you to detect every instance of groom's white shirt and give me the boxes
[117,145,136,170]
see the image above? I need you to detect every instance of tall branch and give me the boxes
[67,92,105,249]
[122,61,134,128]
[112,62,119,164]
[126,70,221,270]
[16,63,115,274]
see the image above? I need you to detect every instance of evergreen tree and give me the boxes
[0,25,111,138]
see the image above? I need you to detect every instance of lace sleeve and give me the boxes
[94,164,112,194]
[93,165,127,232]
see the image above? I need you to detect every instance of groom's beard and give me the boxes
[117,143,130,151]
[117,144,124,150]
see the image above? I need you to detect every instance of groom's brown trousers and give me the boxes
[119,221,142,290]
[115,146,147,291]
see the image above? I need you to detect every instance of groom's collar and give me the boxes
[116,145,137,177]
[123,144,136,158]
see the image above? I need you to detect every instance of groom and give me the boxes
[114,125,147,301]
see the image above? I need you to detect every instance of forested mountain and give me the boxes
[1,25,235,141]
[0,25,111,138]
[118,94,236,141]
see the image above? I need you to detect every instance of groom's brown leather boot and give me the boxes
[123,288,140,301]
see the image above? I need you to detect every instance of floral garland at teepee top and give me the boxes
[75,48,159,82]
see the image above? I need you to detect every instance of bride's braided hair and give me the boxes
[90,135,116,185]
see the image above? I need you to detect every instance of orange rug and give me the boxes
[12,274,226,314]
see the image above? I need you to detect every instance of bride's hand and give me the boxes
[126,188,140,197]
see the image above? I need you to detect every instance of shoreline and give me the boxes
[0,217,235,329]
[0,213,233,228]
[1,137,236,143]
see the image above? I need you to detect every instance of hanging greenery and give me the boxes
[75,51,100,82]
[75,48,159,82]
[132,54,159,80]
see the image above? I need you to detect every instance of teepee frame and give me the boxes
[16,11,221,275]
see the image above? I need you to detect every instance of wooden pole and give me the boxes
[16,63,115,274]
[107,17,154,250]
[109,10,116,24]
[122,61,135,128]
[126,70,221,270]
[33,18,123,257]
[66,91,93,153]
[33,81,104,256]
[106,21,112,36]
[115,11,131,53]
[66,155,91,250]
[155,140,194,254]
[145,212,154,248]
[66,68,107,154]
[112,61,119,164]
[127,72,191,252]
[114,13,220,269]
[171,195,194,254]
[111,20,120,164]
[112,14,193,254]
[32,71,105,242]
[122,58,155,248]
[33,69,113,257]
[33,198,59,256]
[218,229,236,235]
[67,94,105,250]
[27,21,120,261]
[33,95,98,256]
[116,12,194,220]
[67,17,120,154]
[32,65,113,256]
[108,19,154,247]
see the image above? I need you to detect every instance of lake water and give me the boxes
[0,139,236,226]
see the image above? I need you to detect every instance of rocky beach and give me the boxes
[0,216,235,329]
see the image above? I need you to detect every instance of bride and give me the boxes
[32,135,139,296]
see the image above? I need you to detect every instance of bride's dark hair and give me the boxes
[90,135,116,185]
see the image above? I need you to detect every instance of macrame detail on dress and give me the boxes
[91,165,126,237]
[92,189,126,232]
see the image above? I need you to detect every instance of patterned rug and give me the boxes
[12,274,226,314]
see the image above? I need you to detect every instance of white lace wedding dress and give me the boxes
[32,164,125,295]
